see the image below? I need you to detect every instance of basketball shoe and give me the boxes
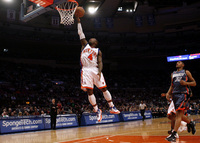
[178,121,187,132]
[187,121,196,135]
[96,109,102,122]
[166,131,178,142]
[168,129,173,135]
[110,106,120,114]
[167,130,179,138]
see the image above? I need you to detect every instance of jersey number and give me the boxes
[88,54,93,61]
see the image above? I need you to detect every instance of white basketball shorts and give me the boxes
[167,101,176,115]
[81,67,107,91]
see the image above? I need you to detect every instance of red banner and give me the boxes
[29,0,54,8]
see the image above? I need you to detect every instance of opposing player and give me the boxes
[162,86,193,136]
[76,17,120,122]
[165,61,196,142]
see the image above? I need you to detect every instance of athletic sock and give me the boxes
[103,90,114,107]
[88,94,98,112]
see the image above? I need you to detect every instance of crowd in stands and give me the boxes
[0,62,200,118]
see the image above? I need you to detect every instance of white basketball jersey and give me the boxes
[80,44,99,68]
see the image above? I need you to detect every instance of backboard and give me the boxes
[20,0,66,22]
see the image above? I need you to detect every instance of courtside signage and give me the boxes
[44,115,78,129]
[81,113,120,126]
[120,111,152,121]
[0,115,78,134]
[0,117,44,133]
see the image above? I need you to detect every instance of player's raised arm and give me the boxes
[76,17,88,51]
[97,50,103,80]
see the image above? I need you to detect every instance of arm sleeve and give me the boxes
[78,23,85,40]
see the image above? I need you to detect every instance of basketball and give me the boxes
[75,7,85,18]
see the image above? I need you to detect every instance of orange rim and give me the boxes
[55,0,79,11]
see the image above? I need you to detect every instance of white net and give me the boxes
[56,0,78,25]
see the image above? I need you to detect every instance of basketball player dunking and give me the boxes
[165,61,196,142]
[76,17,120,122]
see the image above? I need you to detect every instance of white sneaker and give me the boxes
[178,121,187,132]
[110,106,120,114]
[96,109,102,122]
[167,131,179,139]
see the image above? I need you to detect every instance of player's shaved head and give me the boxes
[89,38,98,48]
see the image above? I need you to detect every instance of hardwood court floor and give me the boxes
[0,115,199,143]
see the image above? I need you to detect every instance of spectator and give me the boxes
[2,111,9,117]
[10,112,15,116]
[41,110,46,116]
[29,107,34,115]
[194,105,199,115]
[8,108,12,116]
[18,112,23,117]
[34,107,40,115]
[57,101,62,111]
[23,110,30,116]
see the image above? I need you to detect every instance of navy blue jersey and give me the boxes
[172,70,189,94]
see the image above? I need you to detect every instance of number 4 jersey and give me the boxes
[80,44,107,90]
[80,44,99,68]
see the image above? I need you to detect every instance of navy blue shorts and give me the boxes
[172,93,188,111]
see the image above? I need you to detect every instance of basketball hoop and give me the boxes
[55,0,78,25]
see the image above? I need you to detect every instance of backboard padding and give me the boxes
[20,0,67,22]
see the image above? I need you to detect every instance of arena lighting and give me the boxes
[133,1,138,12]
[118,7,122,12]
[88,7,98,14]
[2,0,13,3]
[3,49,8,52]
[126,9,133,13]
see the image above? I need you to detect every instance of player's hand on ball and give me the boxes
[180,80,187,86]
[97,72,101,80]
[76,17,80,23]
